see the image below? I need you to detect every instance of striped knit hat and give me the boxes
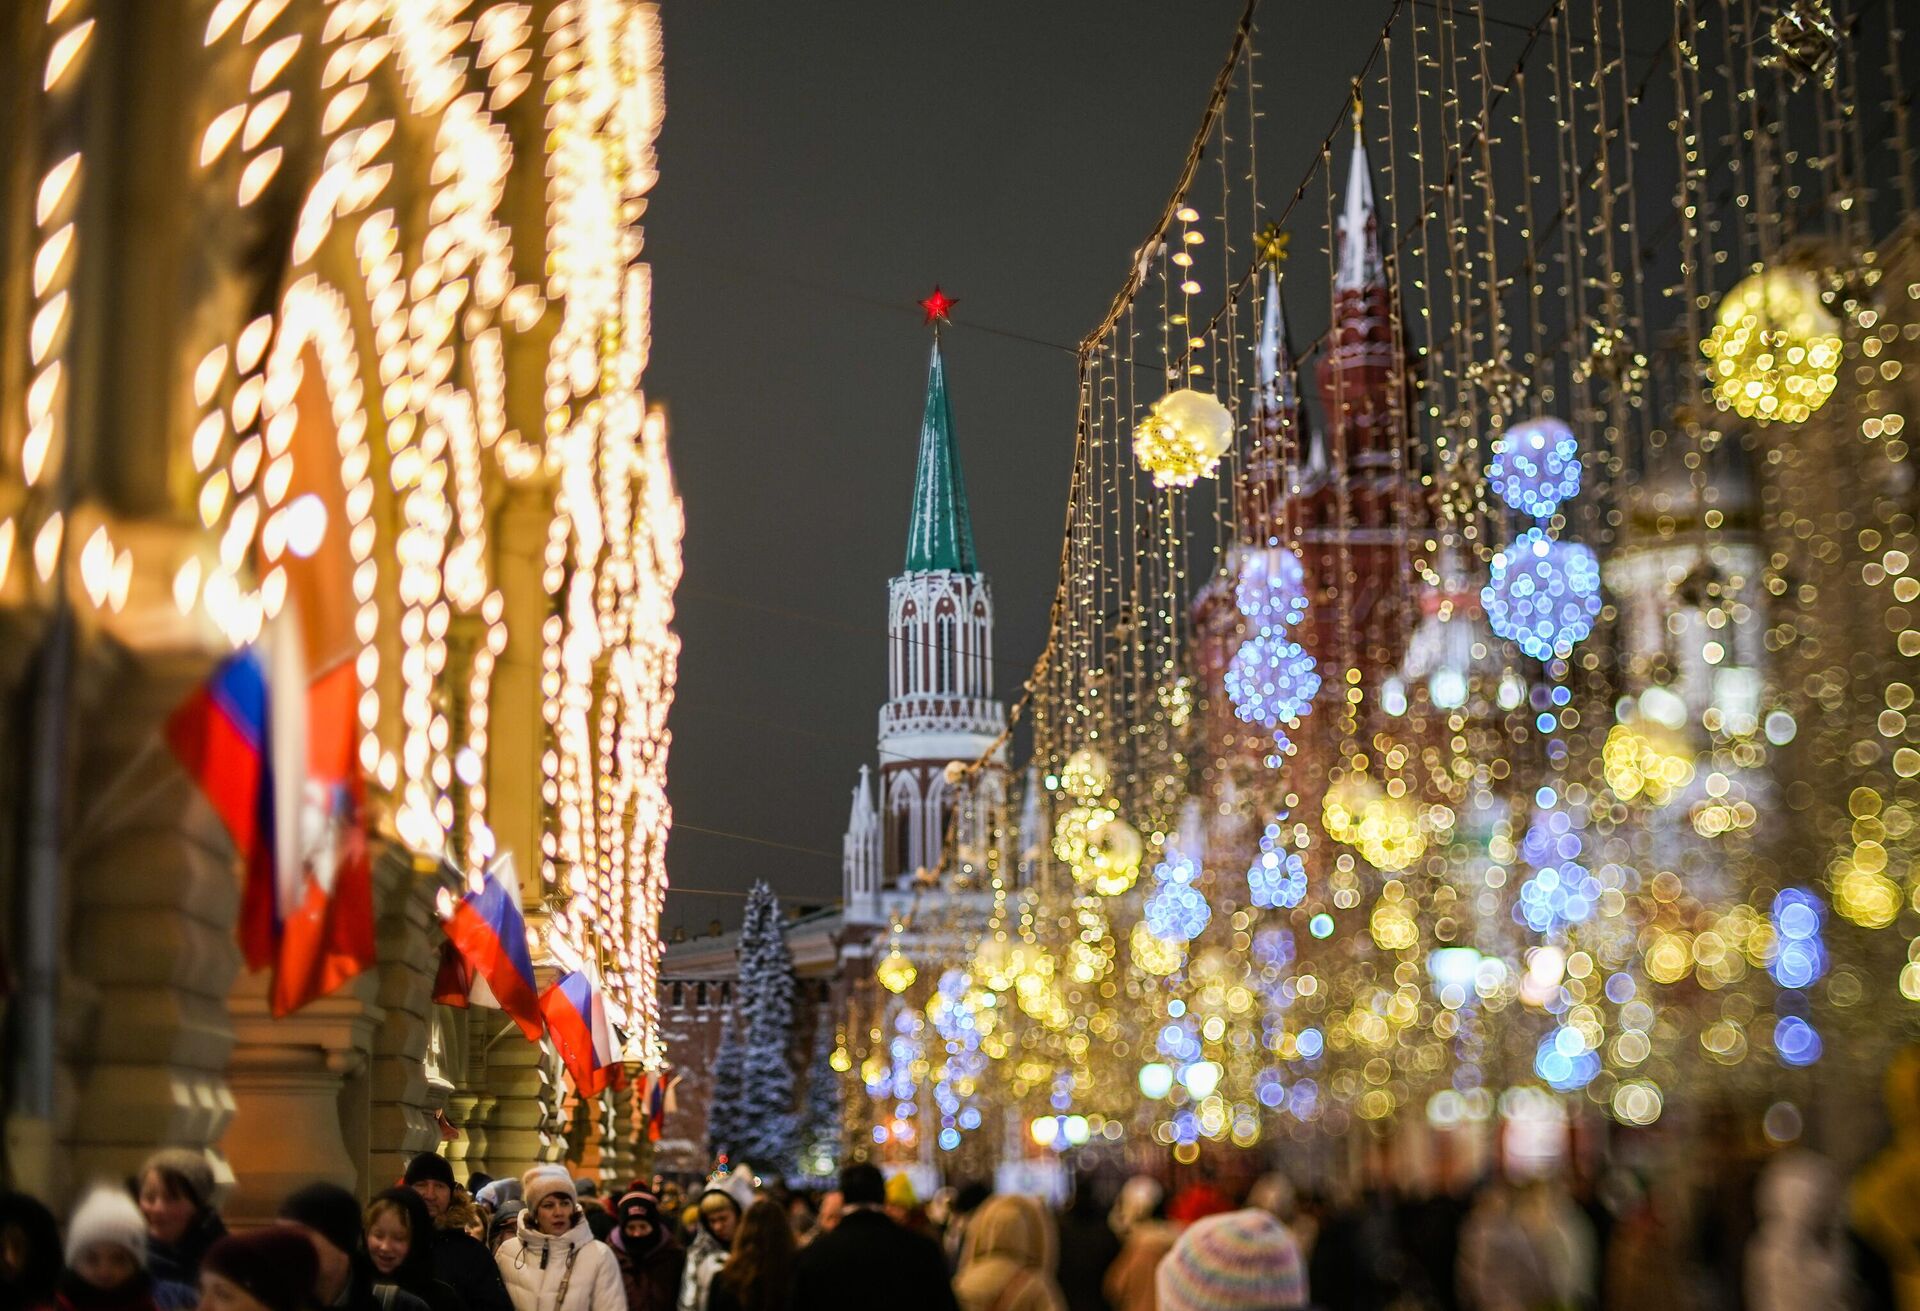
[1156,1209,1306,1311]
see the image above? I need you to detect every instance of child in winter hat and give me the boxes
[61,1185,181,1311]
[1156,1209,1306,1311]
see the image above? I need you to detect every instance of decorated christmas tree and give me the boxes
[706,1006,745,1163]
[731,880,799,1173]
[797,1006,843,1182]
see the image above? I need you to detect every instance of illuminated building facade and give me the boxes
[0,0,680,1213]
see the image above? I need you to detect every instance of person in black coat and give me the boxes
[1054,1177,1120,1311]
[791,1165,959,1311]
[404,1154,512,1311]
[1,1190,63,1311]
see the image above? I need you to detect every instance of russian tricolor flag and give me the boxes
[442,866,544,1041]
[166,645,283,971]
[540,969,625,1096]
[167,631,375,1016]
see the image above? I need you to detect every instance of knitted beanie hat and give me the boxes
[139,1148,216,1211]
[65,1186,148,1267]
[279,1182,365,1259]
[203,1228,321,1311]
[522,1166,577,1215]
[1156,1209,1306,1311]
[403,1152,456,1189]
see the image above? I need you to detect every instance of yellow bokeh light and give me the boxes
[1700,268,1842,425]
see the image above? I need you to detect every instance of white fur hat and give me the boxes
[521,1165,577,1215]
[66,1186,148,1267]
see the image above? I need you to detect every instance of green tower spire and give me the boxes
[903,335,978,574]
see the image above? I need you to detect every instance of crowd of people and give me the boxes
[0,1143,1902,1311]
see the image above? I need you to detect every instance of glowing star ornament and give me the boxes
[1225,631,1321,726]
[1235,545,1309,629]
[1489,417,1581,518]
[919,285,958,325]
[1484,529,1602,660]
[1133,389,1234,489]
[1700,268,1842,425]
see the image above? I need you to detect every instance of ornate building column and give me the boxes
[365,849,448,1192]
[56,645,244,1203]
[222,972,381,1222]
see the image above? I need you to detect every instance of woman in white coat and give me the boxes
[495,1167,625,1311]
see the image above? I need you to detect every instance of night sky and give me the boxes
[648,1,1459,938]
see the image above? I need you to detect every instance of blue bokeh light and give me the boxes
[1227,631,1322,726]
[1490,417,1582,517]
[1484,528,1603,660]
[1236,545,1310,629]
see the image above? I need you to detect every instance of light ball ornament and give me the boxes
[1226,631,1321,726]
[1489,417,1581,517]
[1052,803,1113,876]
[1060,747,1112,802]
[877,945,918,994]
[1484,528,1602,661]
[1145,847,1211,942]
[1351,793,1426,872]
[1130,920,1185,976]
[1133,389,1234,488]
[1603,720,1696,806]
[1235,545,1309,629]
[1085,815,1144,895]
[1700,267,1842,425]
[1323,775,1384,845]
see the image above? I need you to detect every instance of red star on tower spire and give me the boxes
[919,285,957,326]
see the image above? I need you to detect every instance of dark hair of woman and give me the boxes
[714,1199,796,1311]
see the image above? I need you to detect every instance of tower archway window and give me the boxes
[937,613,956,693]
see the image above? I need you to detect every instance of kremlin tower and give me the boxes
[843,327,1008,931]
[1192,114,1415,850]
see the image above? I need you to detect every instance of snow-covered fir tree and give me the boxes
[731,880,798,1173]
[706,1006,746,1162]
[796,1006,842,1181]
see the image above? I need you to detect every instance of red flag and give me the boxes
[267,662,377,1016]
[432,938,475,1008]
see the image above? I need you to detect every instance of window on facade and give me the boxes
[937,613,955,692]
[891,803,912,879]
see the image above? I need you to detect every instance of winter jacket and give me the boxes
[55,1273,163,1311]
[953,1196,1067,1311]
[677,1231,729,1311]
[1103,1222,1178,1311]
[147,1207,227,1290]
[494,1215,624,1311]
[1051,1198,1120,1311]
[2,1191,62,1311]
[434,1226,515,1311]
[791,1209,961,1311]
[612,1230,686,1311]
[677,1173,755,1311]
[373,1281,458,1311]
